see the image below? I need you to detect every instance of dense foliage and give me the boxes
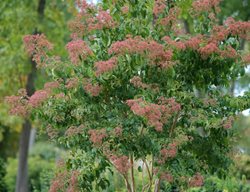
[6,0,250,191]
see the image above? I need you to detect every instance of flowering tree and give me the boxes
[6,0,250,191]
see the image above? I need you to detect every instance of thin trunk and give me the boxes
[124,174,132,192]
[15,0,46,191]
[15,119,31,192]
[230,81,235,97]
[154,179,160,192]
[130,155,135,192]
[15,60,37,192]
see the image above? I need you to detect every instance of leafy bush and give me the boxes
[4,142,59,192]
[235,154,250,180]
[187,175,250,192]
[0,158,7,192]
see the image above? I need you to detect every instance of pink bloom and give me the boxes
[23,34,53,67]
[66,78,79,89]
[121,5,129,14]
[222,116,234,129]
[198,42,219,58]
[5,96,28,117]
[159,7,180,26]
[66,39,93,64]
[130,76,148,89]
[126,97,180,132]
[29,90,49,107]
[114,126,123,136]
[242,54,250,64]
[185,35,203,50]
[88,129,107,145]
[160,172,174,183]
[160,142,178,162]
[44,81,60,91]
[153,0,166,16]
[225,17,250,40]
[55,93,66,99]
[67,170,79,192]
[46,125,59,139]
[219,45,238,59]
[189,173,204,187]
[96,10,116,29]
[83,80,102,96]
[192,0,221,13]
[109,36,173,68]
[210,25,229,42]
[162,36,186,50]
[109,155,131,174]
[94,57,117,76]
[65,126,83,137]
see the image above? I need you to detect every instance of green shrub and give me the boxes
[4,156,55,192]
[235,154,250,180]
[0,158,7,192]
[4,142,62,191]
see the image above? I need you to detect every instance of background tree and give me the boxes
[0,0,73,191]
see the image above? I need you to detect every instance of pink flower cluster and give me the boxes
[153,0,166,16]
[126,97,181,132]
[202,98,217,107]
[222,116,234,129]
[130,76,160,92]
[44,81,60,91]
[185,35,203,50]
[66,78,79,89]
[29,90,49,107]
[219,45,238,59]
[49,170,67,192]
[130,76,148,89]
[88,10,116,31]
[242,54,250,64]
[160,172,173,183]
[46,125,59,139]
[121,5,129,14]
[49,168,79,192]
[147,41,173,68]
[67,170,79,192]
[88,129,107,145]
[5,89,29,117]
[189,173,204,187]
[69,2,115,37]
[108,36,173,68]
[109,155,131,174]
[210,25,228,42]
[192,0,221,13]
[159,7,180,26]
[113,126,123,136]
[66,39,93,64]
[94,57,117,76]
[198,42,219,59]
[159,143,177,163]
[225,17,250,40]
[65,125,84,137]
[23,34,53,67]
[83,80,102,96]
[162,36,186,50]
[108,36,147,55]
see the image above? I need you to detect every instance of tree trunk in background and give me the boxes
[15,120,31,192]
[15,0,46,191]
